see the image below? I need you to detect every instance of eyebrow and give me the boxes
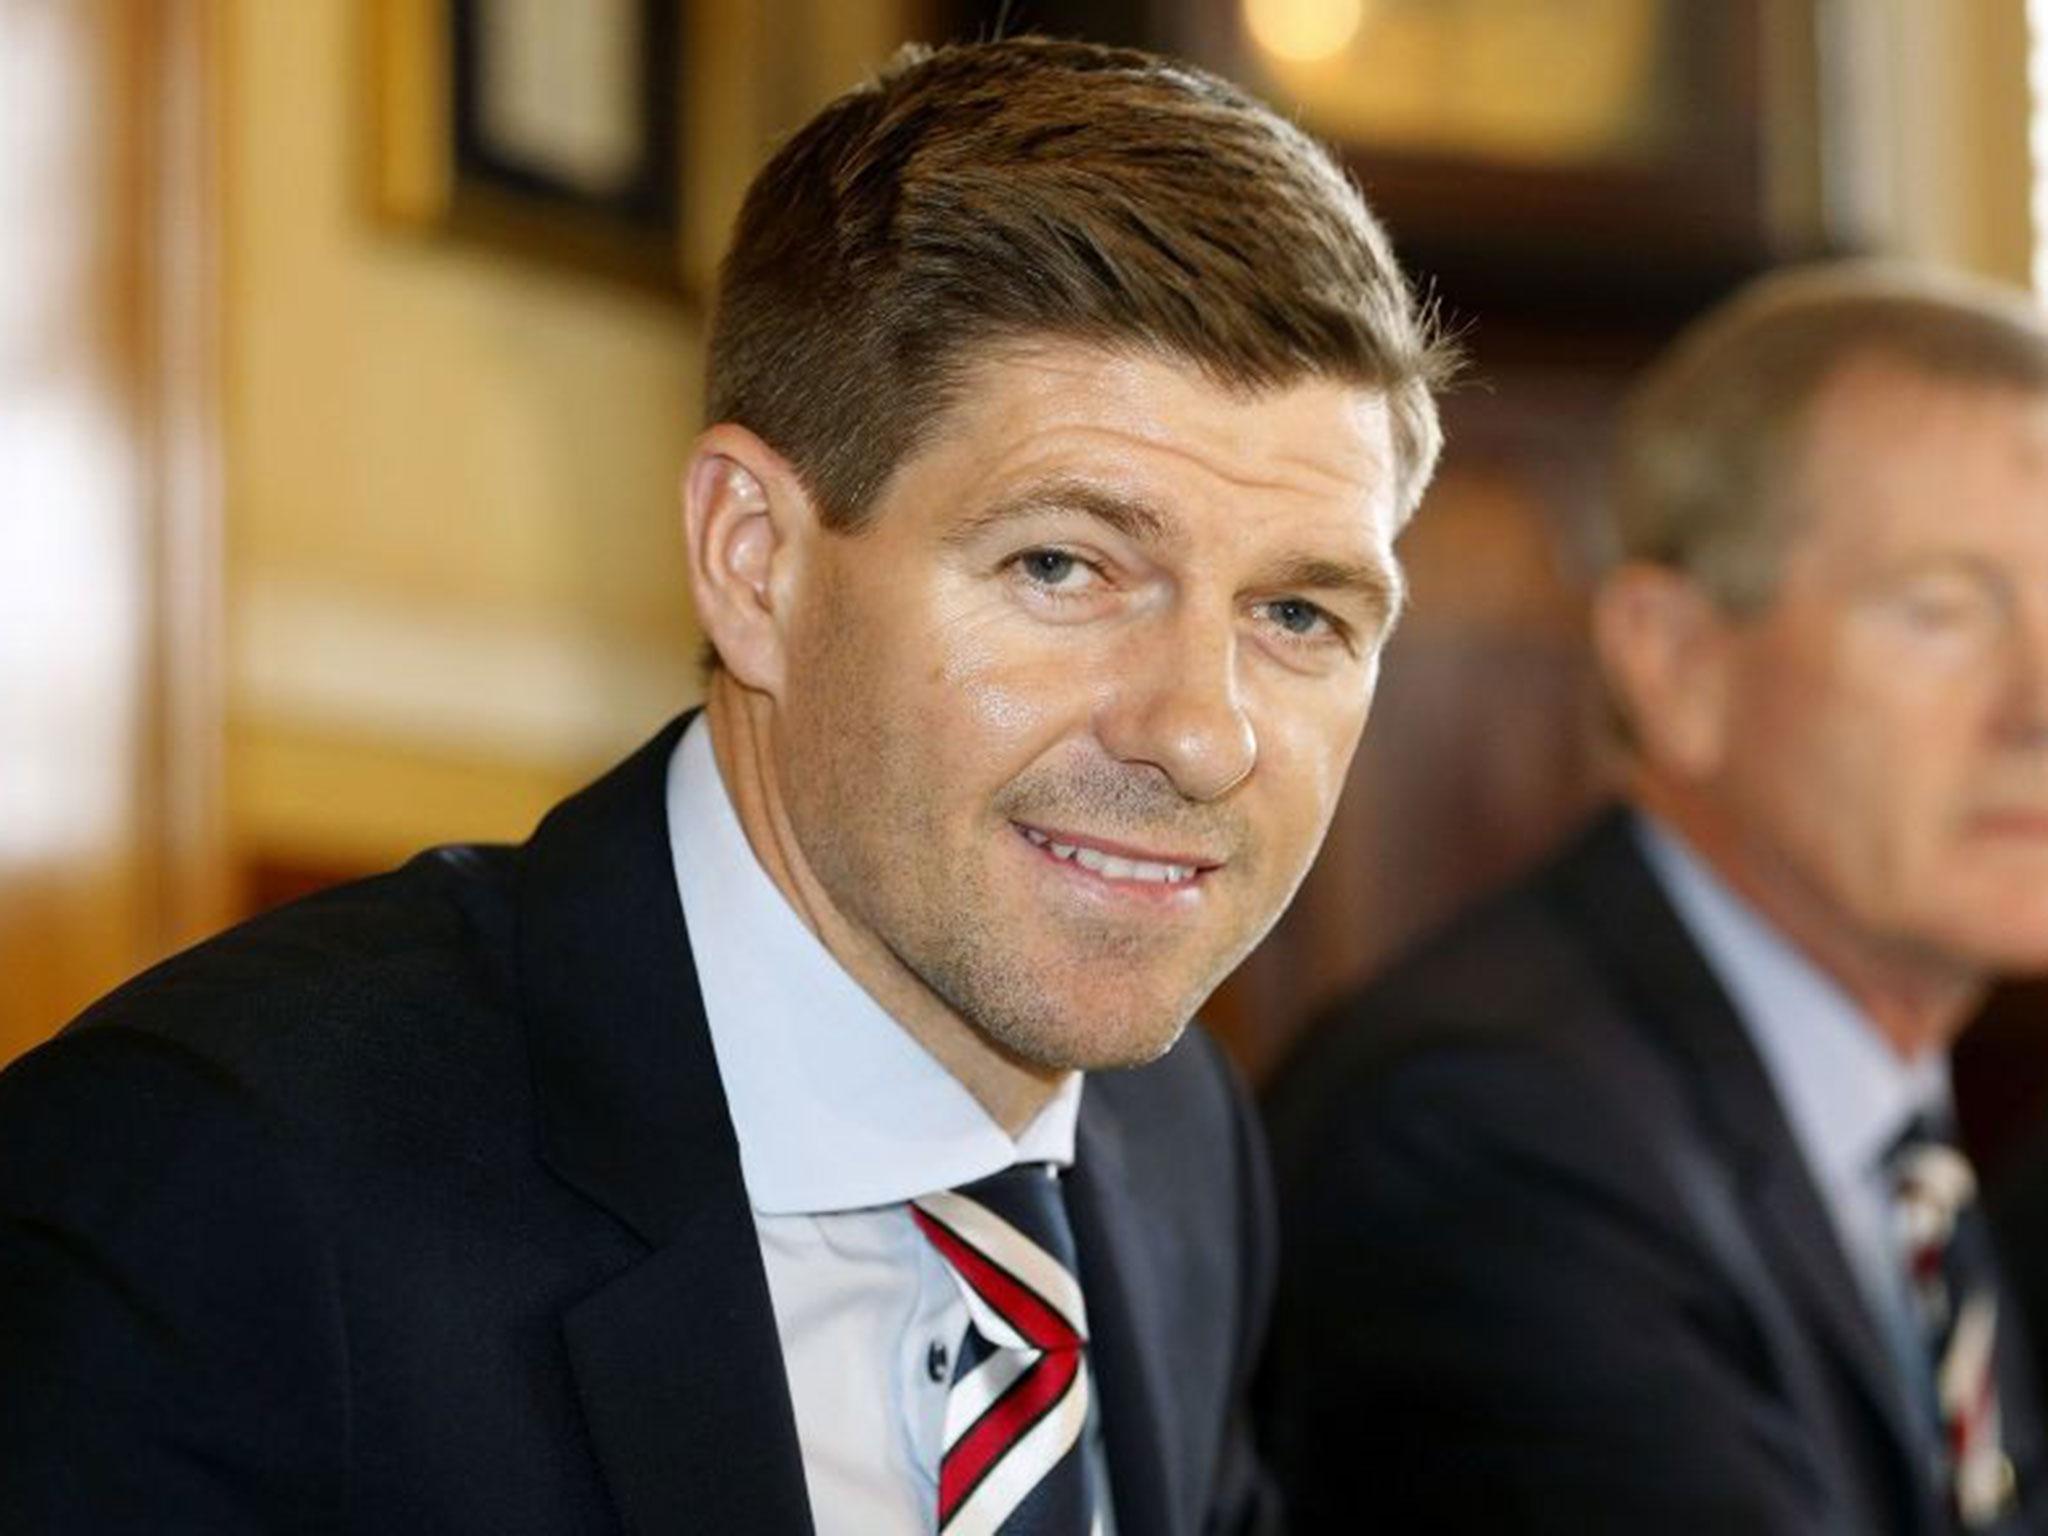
[1262,553,1408,629]
[942,478,1175,550]
[1858,550,2012,593]
[1878,551,2008,581]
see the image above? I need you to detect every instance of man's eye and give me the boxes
[1015,549,1090,589]
[1902,596,1980,629]
[1888,576,2003,636]
[1262,597,1332,638]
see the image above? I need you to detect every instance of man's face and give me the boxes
[1708,356,2048,975]
[773,342,1403,1072]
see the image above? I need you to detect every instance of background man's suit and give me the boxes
[0,719,1277,1534]
[1262,809,2048,1535]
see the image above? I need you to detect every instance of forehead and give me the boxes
[889,340,1400,541]
[1792,356,2048,560]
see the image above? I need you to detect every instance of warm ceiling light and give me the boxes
[1243,0,1367,65]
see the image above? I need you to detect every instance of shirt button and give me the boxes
[927,1341,950,1383]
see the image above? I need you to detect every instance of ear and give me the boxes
[681,424,819,696]
[1592,562,1737,781]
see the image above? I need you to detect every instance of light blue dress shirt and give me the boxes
[663,715,1100,1533]
[1636,813,1948,1439]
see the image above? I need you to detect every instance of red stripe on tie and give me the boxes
[1956,1369,1998,1459]
[937,1345,1081,1526]
[912,1207,1077,1351]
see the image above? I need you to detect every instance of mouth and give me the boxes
[1012,821,1221,889]
[1969,809,2048,839]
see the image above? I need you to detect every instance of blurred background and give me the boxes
[4,0,2045,1162]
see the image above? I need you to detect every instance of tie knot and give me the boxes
[1884,1116,2014,1527]
[1887,1115,1978,1227]
[913,1163,1088,1352]
[955,1163,1080,1267]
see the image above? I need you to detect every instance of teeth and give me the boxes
[1021,826,1196,884]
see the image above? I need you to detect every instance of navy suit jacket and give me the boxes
[0,719,1278,1535]
[1262,810,2048,1535]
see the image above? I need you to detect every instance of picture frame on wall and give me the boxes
[933,0,1845,325]
[369,0,689,293]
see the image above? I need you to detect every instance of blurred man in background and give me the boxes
[1266,262,2048,1534]
[0,36,1449,1536]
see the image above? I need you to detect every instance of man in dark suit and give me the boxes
[0,37,1451,1536]
[1265,263,2048,1534]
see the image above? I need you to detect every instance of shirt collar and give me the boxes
[1633,812,1948,1188]
[665,714,1081,1217]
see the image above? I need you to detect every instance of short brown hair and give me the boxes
[707,36,1453,530]
[1612,260,2048,611]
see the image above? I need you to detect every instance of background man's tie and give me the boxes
[912,1164,1099,1536]
[1890,1116,2018,1527]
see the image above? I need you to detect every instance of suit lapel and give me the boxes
[1068,1092,1181,1536]
[519,718,813,1536]
[1553,812,1937,1526]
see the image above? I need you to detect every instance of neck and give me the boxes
[1629,771,1985,1061]
[702,675,1067,1136]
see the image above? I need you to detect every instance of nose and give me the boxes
[1093,606,1257,802]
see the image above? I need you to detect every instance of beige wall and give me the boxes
[2,0,242,1059]
[224,0,704,867]
[219,0,905,871]
[1828,0,2035,284]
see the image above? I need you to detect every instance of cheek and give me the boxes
[1827,617,2006,810]
[922,594,1113,777]
[933,634,1061,768]
[1731,659,1968,901]
[819,593,1073,823]
[1823,661,1988,840]
[1252,676,1375,843]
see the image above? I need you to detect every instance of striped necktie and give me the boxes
[912,1163,1098,1536]
[1889,1115,2018,1527]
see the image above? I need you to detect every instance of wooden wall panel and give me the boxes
[0,0,224,1063]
